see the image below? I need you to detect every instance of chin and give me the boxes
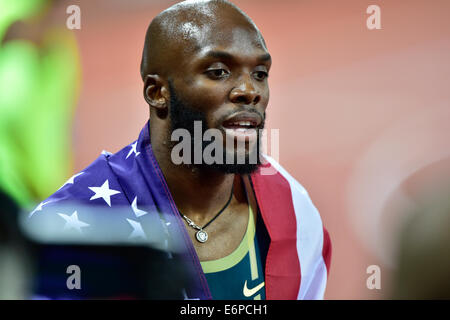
[202,149,262,175]
[204,162,261,175]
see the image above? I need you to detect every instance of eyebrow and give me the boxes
[203,50,272,63]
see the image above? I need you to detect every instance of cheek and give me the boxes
[179,78,231,126]
[190,79,229,108]
[260,84,270,105]
[182,79,231,123]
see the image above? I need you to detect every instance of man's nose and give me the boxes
[229,76,261,105]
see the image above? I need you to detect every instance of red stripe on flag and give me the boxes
[251,164,301,300]
[322,227,332,276]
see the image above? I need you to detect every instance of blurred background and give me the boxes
[1,0,449,299]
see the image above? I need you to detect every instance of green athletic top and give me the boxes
[200,204,266,300]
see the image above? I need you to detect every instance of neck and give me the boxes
[151,126,246,224]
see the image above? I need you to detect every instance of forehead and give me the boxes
[184,23,269,61]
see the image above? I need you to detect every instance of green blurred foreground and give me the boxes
[0,0,80,207]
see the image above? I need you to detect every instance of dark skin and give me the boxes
[142,0,271,261]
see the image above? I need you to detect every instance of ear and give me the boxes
[143,74,169,110]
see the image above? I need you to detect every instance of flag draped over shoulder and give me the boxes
[28,121,331,300]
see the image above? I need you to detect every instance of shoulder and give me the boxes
[251,156,332,299]
[25,145,153,242]
[263,156,332,286]
[263,155,332,277]
[253,154,331,256]
[31,150,127,215]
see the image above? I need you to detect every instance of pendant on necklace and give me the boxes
[196,230,208,243]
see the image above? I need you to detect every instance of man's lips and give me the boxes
[220,111,263,143]
[221,111,263,129]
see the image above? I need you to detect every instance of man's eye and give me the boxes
[206,69,229,79]
[254,71,268,81]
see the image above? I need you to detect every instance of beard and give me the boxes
[168,80,264,174]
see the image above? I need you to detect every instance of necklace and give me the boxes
[179,181,234,243]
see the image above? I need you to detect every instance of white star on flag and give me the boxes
[57,211,89,233]
[88,179,121,206]
[101,150,112,156]
[126,141,140,159]
[59,172,84,190]
[131,196,148,217]
[29,200,52,218]
[126,218,146,239]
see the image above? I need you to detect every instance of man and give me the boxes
[30,0,331,300]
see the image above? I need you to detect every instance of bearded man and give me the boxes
[30,0,331,300]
